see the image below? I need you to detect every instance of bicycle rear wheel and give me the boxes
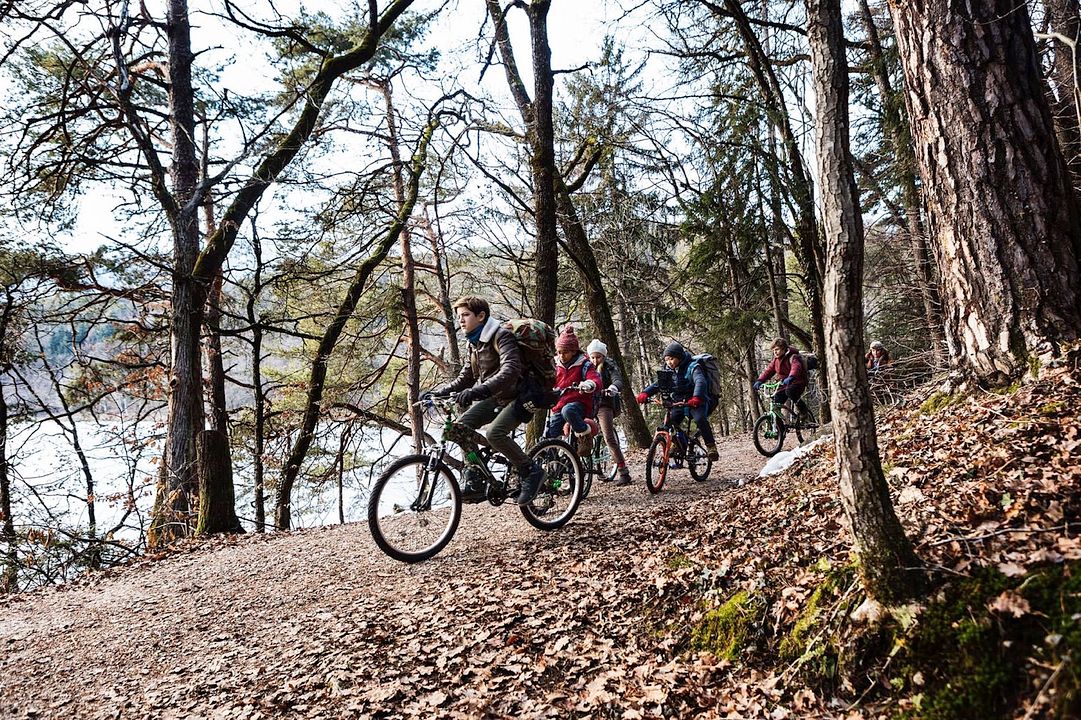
[521,439,583,530]
[367,455,461,563]
[593,434,617,482]
[688,433,712,481]
[752,413,786,457]
[645,435,669,494]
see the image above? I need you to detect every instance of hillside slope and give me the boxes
[2,362,1079,719]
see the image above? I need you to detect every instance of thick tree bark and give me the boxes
[275,118,437,530]
[811,0,923,604]
[856,0,945,362]
[146,0,416,543]
[527,0,558,326]
[888,0,1081,384]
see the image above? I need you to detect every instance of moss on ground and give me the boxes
[690,590,763,662]
[778,562,862,687]
[891,562,1081,719]
[920,391,962,415]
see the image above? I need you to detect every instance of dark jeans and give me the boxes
[771,384,807,408]
[670,398,715,445]
[544,401,588,438]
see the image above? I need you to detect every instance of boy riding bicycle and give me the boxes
[752,337,812,423]
[635,342,720,463]
[425,296,544,506]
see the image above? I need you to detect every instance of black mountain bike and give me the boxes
[367,397,584,563]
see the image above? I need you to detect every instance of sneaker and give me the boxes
[514,462,545,505]
[576,435,592,457]
[614,469,632,486]
[460,467,487,504]
[668,457,684,469]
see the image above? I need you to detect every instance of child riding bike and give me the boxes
[752,337,812,423]
[544,326,601,456]
[635,341,720,463]
[424,296,545,506]
[587,338,633,486]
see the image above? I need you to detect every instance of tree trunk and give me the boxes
[0,303,16,592]
[888,0,1081,384]
[248,222,267,532]
[527,0,558,326]
[275,119,437,530]
[419,211,462,377]
[718,0,829,407]
[1045,0,1081,183]
[379,80,425,453]
[195,430,244,535]
[555,185,652,447]
[811,0,923,604]
[856,0,945,363]
[151,0,203,546]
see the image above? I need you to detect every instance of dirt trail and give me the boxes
[0,436,767,720]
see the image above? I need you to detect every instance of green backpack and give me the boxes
[503,318,557,388]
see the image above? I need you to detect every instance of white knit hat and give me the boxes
[586,339,608,356]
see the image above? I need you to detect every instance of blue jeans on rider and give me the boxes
[544,401,588,439]
[670,399,716,445]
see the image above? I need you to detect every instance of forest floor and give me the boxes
[2,359,1080,719]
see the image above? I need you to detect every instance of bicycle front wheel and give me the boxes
[521,439,583,531]
[367,455,461,563]
[645,435,669,494]
[752,413,786,457]
[688,433,713,481]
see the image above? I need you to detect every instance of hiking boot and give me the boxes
[514,461,545,505]
[576,433,592,457]
[614,468,632,486]
[706,443,719,462]
[460,467,487,504]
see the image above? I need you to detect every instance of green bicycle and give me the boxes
[752,381,818,457]
[367,397,584,563]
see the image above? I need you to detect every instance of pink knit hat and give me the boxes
[555,325,580,352]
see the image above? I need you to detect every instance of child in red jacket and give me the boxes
[544,326,601,455]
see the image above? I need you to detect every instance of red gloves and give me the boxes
[636,392,649,404]
[687,396,703,409]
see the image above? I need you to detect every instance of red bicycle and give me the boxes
[643,394,713,494]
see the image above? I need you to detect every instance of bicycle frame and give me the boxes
[422,398,519,504]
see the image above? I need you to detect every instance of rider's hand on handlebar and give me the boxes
[752,380,763,391]
[636,392,649,404]
[605,385,619,397]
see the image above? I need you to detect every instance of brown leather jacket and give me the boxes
[434,316,522,404]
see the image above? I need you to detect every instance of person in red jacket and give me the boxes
[544,326,601,455]
[752,337,812,421]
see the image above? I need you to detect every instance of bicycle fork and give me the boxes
[412,446,447,512]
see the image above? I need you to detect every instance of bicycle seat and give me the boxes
[563,418,600,437]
